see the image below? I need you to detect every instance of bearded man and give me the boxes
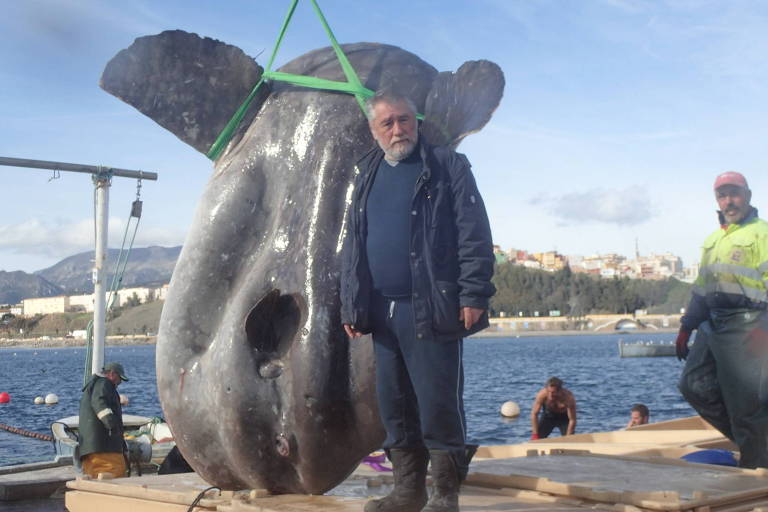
[341,90,495,512]
[678,172,768,468]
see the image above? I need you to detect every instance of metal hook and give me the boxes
[48,169,60,182]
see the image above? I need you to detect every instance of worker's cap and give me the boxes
[103,362,129,381]
[714,171,749,191]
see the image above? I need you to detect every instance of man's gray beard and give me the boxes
[382,138,417,162]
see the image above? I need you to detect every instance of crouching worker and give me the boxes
[530,377,577,439]
[78,362,129,478]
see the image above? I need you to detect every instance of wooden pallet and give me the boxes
[66,473,230,511]
[468,452,768,511]
[60,416,766,512]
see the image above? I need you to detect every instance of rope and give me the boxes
[0,423,54,442]
[187,486,221,512]
[206,0,381,161]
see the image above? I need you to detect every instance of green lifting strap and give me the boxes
[206,0,422,161]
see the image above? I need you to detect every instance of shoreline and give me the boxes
[475,327,678,338]
[0,328,678,350]
[0,336,157,350]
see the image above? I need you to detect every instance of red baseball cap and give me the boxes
[714,171,749,191]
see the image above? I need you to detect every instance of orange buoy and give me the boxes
[0,392,10,403]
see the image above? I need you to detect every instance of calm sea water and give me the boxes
[0,333,694,467]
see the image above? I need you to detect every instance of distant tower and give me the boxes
[635,238,640,259]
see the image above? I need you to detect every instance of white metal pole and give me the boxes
[0,157,157,378]
[91,175,110,376]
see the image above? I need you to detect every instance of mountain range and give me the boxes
[0,246,181,304]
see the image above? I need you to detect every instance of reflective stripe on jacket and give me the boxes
[695,214,768,302]
[682,209,768,331]
[78,375,125,458]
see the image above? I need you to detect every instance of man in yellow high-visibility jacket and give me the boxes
[678,171,768,468]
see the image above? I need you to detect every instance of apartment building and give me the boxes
[19,284,168,316]
[23,296,70,316]
[533,251,567,271]
[69,294,94,313]
[499,246,693,281]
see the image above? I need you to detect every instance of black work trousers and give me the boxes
[370,293,466,465]
[679,309,768,468]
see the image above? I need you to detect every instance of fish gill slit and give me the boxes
[245,290,303,376]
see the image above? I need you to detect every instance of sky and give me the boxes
[1,0,767,273]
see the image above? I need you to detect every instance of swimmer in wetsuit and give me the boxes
[530,376,577,439]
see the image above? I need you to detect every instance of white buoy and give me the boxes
[500,400,521,418]
[44,393,59,405]
[34,396,44,405]
[120,394,129,406]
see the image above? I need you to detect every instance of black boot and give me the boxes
[364,448,429,512]
[422,450,460,512]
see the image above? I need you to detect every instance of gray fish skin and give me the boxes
[101,31,504,494]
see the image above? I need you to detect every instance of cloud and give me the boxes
[533,186,654,226]
[0,217,186,259]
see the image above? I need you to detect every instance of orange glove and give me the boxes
[676,329,691,361]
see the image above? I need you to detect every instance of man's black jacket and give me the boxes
[78,375,125,458]
[341,142,495,342]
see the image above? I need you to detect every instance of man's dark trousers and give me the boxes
[370,293,466,465]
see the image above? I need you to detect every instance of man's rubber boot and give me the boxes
[364,448,428,512]
[422,450,460,512]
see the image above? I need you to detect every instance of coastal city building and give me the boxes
[19,284,169,317]
[497,246,694,281]
[533,251,567,271]
[68,294,94,313]
[681,263,699,284]
[22,295,70,316]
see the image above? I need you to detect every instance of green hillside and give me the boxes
[491,263,692,317]
[1,300,164,338]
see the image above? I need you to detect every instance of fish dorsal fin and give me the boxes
[100,30,267,155]
[421,60,505,149]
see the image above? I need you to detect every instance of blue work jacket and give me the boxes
[340,142,495,342]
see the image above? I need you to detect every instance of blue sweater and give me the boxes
[365,153,423,297]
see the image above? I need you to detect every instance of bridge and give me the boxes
[488,313,679,334]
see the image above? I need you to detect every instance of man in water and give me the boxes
[530,377,577,439]
[341,90,495,512]
[78,362,129,478]
[677,171,768,468]
[625,403,650,428]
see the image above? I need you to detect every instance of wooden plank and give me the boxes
[468,454,768,511]
[65,490,214,512]
[66,475,231,507]
[220,491,598,512]
[0,465,77,501]
[221,494,367,512]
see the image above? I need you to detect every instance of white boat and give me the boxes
[51,414,175,468]
[618,339,676,357]
[0,415,175,502]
